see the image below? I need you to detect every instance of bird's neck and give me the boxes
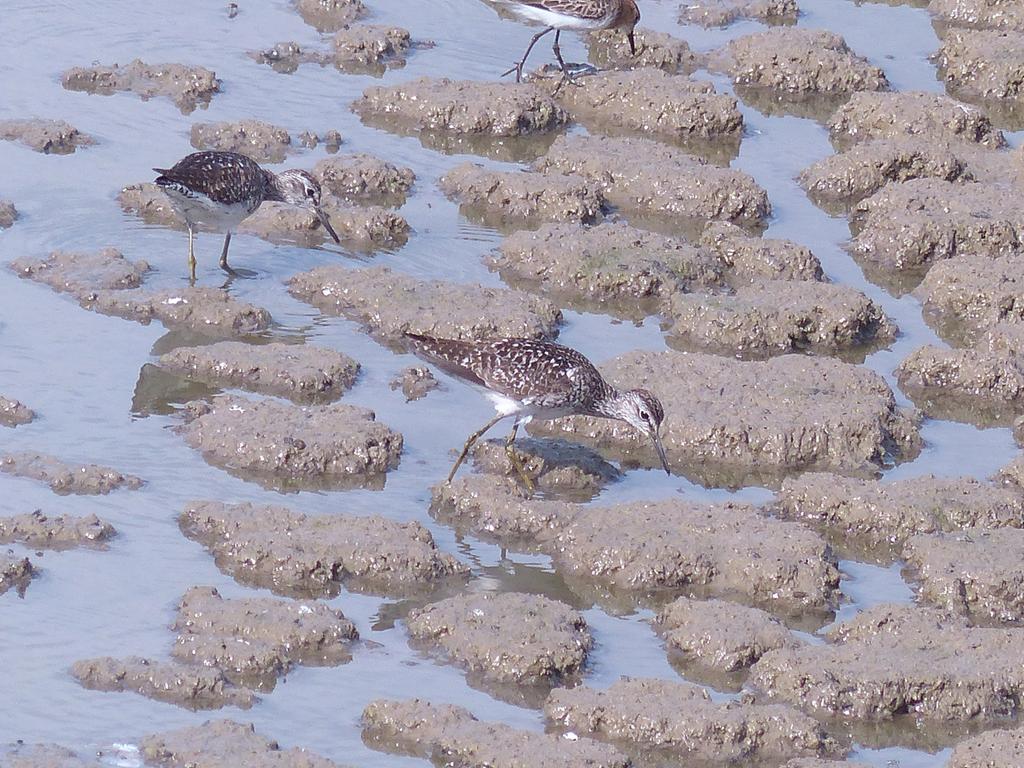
[613,0,637,25]
[590,384,623,420]
[262,170,285,203]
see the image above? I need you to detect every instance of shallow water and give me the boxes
[1,0,1020,765]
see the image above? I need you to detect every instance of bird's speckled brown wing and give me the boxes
[517,0,610,19]
[405,334,607,409]
[154,151,268,206]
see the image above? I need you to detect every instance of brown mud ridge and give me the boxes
[709,28,888,121]
[293,0,365,32]
[61,60,219,113]
[354,78,569,142]
[71,657,257,711]
[120,160,410,249]
[777,471,1024,555]
[471,437,621,501]
[904,528,1024,622]
[0,451,143,495]
[0,118,94,154]
[534,135,770,233]
[0,200,16,229]
[0,395,35,427]
[550,69,742,153]
[314,153,415,205]
[434,474,840,615]
[72,586,359,710]
[664,280,895,360]
[850,179,1024,293]
[700,222,824,282]
[158,341,360,404]
[586,27,699,74]
[802,91,1021,214]
[546,677,839,763]
[173,586,357,687]
[181,500,467,598]
[251,24,412,76]
[0,553,35,596]
[10,248,272,338]
[915,251,1024,347]
[749,603,1024,724]
[654,596,802,689]
[492,222,823,324]
[929,0,1024,33]
[827,90,1008,150]
[6,719,352,767]
[288,264,562,343]
[389,365,438,401]
[190,120,296,164]
[493,219,884,355]
[363,698,630,768]
[897,323,1024,426]
[439,162,606,230]
[88,286,273,338]
[490,221,725,320]
[679,0,798,28]
[0,511,115,550]
[524,349,919,482]
[178,395,402,489]
[937,29,1024,127]
[407,592,590,702]
[800,136,979,212]
[363,683,837,767]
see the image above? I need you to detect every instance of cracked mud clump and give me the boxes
[179,395,402,484]
[181,500,467,598]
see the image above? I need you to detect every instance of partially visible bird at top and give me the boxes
[493,0,641,83]
[405,332,670,491]
[153,150,340,281]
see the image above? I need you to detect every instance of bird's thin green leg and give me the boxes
[448,413,507,484]
[187,225,197,283]
[505,421,535,494]
[219,232,239,276]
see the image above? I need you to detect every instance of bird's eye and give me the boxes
[306,188,316,199]
[639,411,649,421]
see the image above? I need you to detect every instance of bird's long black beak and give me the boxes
[627,30,637,56]
[652,430,670,475]
[315,205,341,244]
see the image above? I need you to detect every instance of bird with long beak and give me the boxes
[496,0,641,83]
[406,333,670,492]
[154,150,340,281]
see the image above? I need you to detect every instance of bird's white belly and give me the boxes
[506,4,612,29]
[164,188,257,232]
[483,390,575,422]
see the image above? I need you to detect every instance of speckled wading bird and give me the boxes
[496,0,641,82]
[153,150,340,281]
[406,333,669,489]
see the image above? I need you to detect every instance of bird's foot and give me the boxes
[500,62,524,83]
[505,445,536,495]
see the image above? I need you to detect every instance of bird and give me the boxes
[153,150,340,281]
[495,0,641,83]
[405,332,669,490]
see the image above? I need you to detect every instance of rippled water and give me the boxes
[2,0,1021,765]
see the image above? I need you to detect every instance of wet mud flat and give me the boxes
[5,0,1024,767]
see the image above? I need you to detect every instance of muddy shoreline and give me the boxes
[4,0,1024,766]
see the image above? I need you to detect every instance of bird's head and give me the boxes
[607,388,669,474]
[621,1,641,55]
[273,169,341,244]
